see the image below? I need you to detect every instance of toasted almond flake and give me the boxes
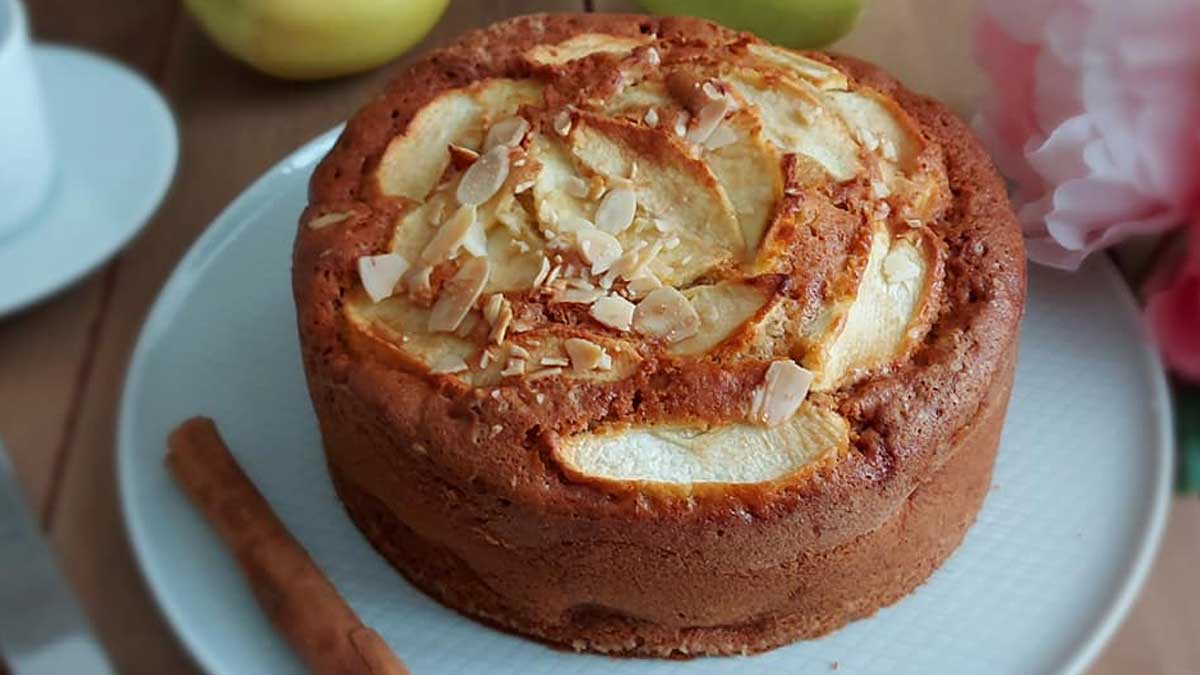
[664,236,681,250]
[598,273,614,289]
[483,293,505,324]
[357,253,410,303]
[595,187,637,235]
[500,358,527,377]
[875,201,892,220]
[491,389,502,400]
[404,265,433,301]
[645,46,661,66]
[544,264,563,287]
[564,338,606,372]
[704,122,738,150]
[307,211,351,230]
[527,366,563,380]
[484,116,530,152]
[428,258,490,333]
[454,311,480,338]
[674,110,690,137]
[575,229,623,274]
[686,96,729,145]
[514,178,536,194]
[626,274,662,299]
[559,174,589,198]
[556,287,607,304]
[456,146,510,206]
[880,138,898,162]
[421,204,477,264]
[632,287,700,342]
[590,295,636,331]
[653,218,672,234]
[749,360,814,427]
[596,352,613,370]
[540,356,570,367]
[565,277,594,290]
[430,355,469,375]
[905,218,923,229]
[784,186,802,196]
[559,214,594,233]
[491,424,504,436]
[489,303,513,345]
[553,111,572,136]
[447,143,480,170]
[532,256,551,287]
[509,344,531,360]
[644,107,659,126]
[701,81,721,100]
[513,240,531,253]
[535,393,546,404]
[871,179,891,199]
[462,217,488,257]
[479,349,494,369]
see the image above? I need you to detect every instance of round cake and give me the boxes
[293,13,1025,657]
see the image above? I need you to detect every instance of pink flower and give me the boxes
[1145,215,1200,381]
[974,0,1200,269]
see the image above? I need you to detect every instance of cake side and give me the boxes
[292,12,1025,657]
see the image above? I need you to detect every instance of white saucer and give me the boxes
[0,45,177,318]
[118,128,1172,675]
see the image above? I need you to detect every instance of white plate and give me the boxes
[0,45,177,318]
[118,128,1173,675]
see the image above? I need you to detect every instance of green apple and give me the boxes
[637,0,865,49]
[184,0,450,80]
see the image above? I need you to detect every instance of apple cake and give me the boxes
[293,13,1025,657]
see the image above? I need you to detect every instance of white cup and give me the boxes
[0,0,54,239]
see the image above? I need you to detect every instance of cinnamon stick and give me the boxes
[166,417,409,675]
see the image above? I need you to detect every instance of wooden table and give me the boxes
[1,0,1195,672]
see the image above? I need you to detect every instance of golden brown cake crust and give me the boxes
[293,13,1025,656]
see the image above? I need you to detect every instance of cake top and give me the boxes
[296,14,1021,497]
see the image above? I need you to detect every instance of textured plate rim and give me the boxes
[116,126,1174,675]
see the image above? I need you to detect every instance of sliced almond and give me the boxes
[420,204,477,264]
[644,107,659,127]
[686,96,729,145]
[556,287,607,304]
[528,366,563,380]
[565,175,590,199]
[500,357,527,377]
[509,344,532,360]
[553,110,573,136]
[447,143,480,170]
[594,187,637,235]
[645,46,661,66]
[428,258,490,333]
[596,352,614,370]
[749,360,814,427]
[404,265,433,302]
[564,338,606,372]
[532,255,552,287]
[484,116,530,151]
[357,253,410,303]
[703,122,738,150]
[626,274,662,299]
[430,355,469,375]
[462,217,488,257]
[673,111,690,137]
[540,356,570,368]
[307,211,351,230]
[456,146,510,206]
[489,303,513,345]
[576,229,623,274]
[632,287,700,342]
[483,293,505,324]
[590,295,636,331]
[882,246,922,284]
